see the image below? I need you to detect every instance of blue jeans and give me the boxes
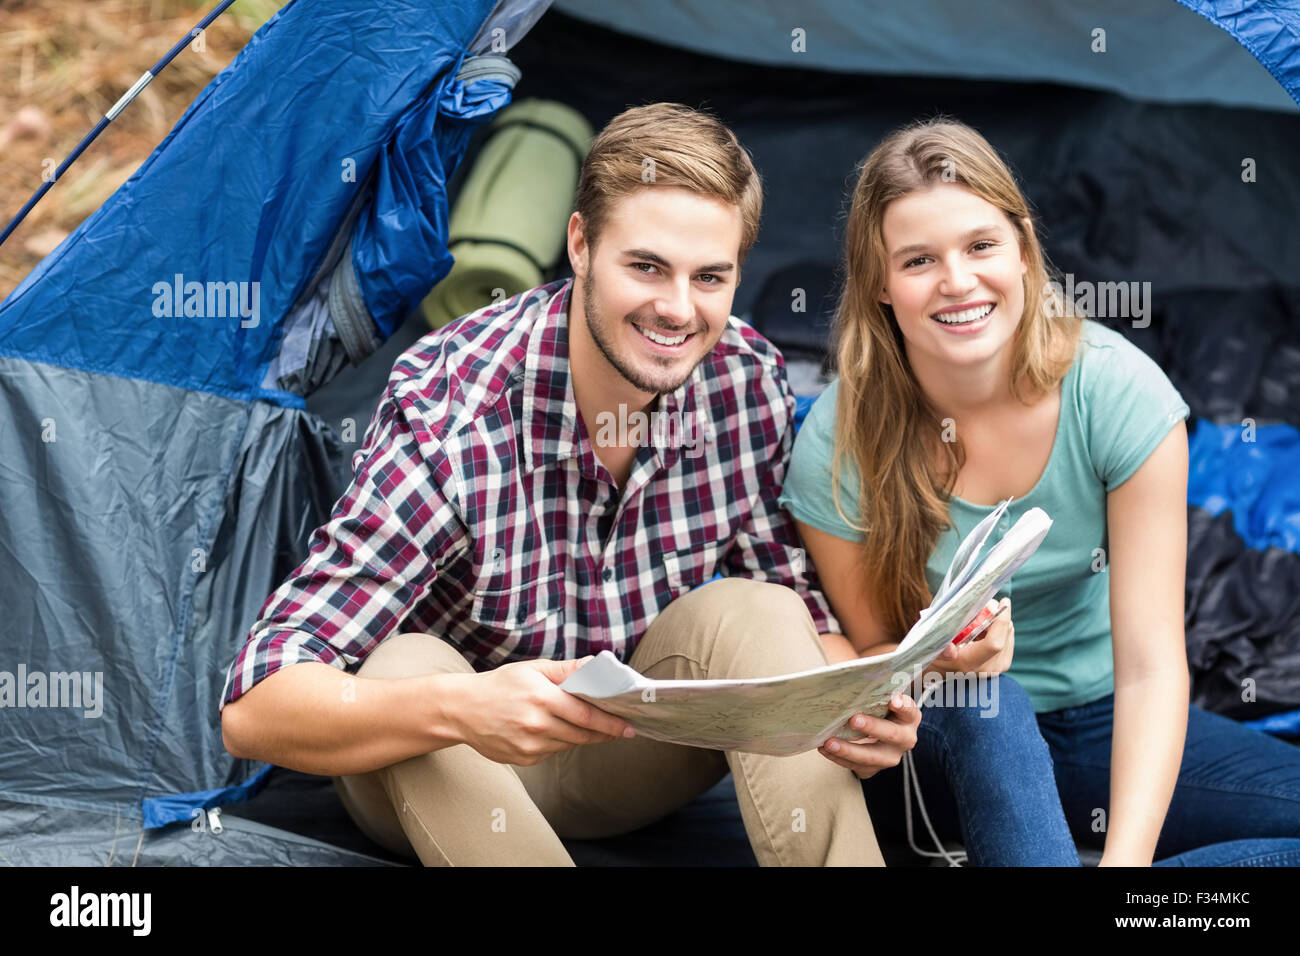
[859,674,1300,866]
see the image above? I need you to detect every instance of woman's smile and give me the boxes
[930,300,995,333]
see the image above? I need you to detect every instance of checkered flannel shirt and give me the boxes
[220,277,842,709]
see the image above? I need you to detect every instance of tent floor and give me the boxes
[223,764,1103,866]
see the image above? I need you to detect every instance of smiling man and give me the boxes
[218,102,917,866]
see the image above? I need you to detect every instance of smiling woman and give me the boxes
[820,120,1079,639]
[882,186,1029,375]
[778,117,1300,867]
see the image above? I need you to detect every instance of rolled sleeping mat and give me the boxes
[422,98,593,328]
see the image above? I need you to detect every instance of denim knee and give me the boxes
[916,673,1037,748]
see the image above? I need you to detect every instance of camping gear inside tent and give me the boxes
[419,98,593,329]
[1,0,1297,866]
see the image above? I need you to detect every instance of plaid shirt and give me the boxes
[220,277,841,709]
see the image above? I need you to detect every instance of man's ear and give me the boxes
[567,212,588,279]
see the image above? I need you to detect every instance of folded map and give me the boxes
[560,498,1050,755]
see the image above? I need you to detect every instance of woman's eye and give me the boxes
[903,256,930,269]
[972,240,997,252]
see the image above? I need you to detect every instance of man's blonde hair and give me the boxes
[574,102,763,266]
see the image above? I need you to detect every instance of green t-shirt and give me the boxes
[777,320,1190,712]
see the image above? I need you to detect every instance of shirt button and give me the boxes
[602,568,613,582]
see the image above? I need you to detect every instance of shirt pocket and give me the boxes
[659,542,725,600]
[470,572,567,637]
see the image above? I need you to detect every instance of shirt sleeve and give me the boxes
[777,381,867,542]
[719,361,844,635]
[1082,326,1191,492]
[219,388,469,711]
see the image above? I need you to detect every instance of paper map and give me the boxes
[560,499,1050,755]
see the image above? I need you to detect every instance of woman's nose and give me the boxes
[939,256,977,296]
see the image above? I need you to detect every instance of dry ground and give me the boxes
[0,0,287,298]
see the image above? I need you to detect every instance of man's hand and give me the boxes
[817,694,920,779]
[925,598,1014,678]
[448,657,636,766]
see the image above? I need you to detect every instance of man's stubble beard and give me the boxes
[581,266,702,396]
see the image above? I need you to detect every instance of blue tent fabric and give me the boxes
[0,0,508,407]
[1188,422,1300,554]
[1243,709,1300,738]
[353,53,517,339]
[0,0,531,863]
[1175,0,1300,107]
[141,764,273,830]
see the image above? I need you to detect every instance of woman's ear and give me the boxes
[879,288,892,306]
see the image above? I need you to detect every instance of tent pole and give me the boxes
[0,0,241,250]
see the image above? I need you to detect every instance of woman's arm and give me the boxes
[1102,420,1190,866]
[796,518,1012,675]
[793,519,893,662]
[792,518,921,777]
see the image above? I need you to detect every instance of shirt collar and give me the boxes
[521,278,703,476]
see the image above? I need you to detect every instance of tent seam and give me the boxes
[0,346,306,409]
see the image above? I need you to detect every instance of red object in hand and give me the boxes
[952,600,1001,645]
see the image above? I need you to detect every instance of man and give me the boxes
[220,102,919,866]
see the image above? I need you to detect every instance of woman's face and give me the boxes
[878,182,1028,372]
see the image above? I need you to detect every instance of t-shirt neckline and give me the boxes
[946,356,1078,513]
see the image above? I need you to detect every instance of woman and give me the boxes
[780,118,1300,866]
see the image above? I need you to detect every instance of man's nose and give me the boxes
[654,277,694,326]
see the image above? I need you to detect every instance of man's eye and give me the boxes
[633,262,658,275]
[698,274,719,284]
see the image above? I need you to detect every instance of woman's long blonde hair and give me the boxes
[829,118,1081,639]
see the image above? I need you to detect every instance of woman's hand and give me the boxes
[925,597,1014,679]
[818,694,920,779]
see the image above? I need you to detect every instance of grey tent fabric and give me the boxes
[0,799,399,867]
[0,0,540,865]
[557,0,1299,113]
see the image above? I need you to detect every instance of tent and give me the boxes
[0,0,1297,866]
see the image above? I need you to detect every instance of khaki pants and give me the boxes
[332,577,885,866]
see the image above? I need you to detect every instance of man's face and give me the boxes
[572,186,743,396]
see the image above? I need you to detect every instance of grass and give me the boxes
[0,0,288,298]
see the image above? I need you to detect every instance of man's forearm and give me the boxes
[221,661,470,777]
